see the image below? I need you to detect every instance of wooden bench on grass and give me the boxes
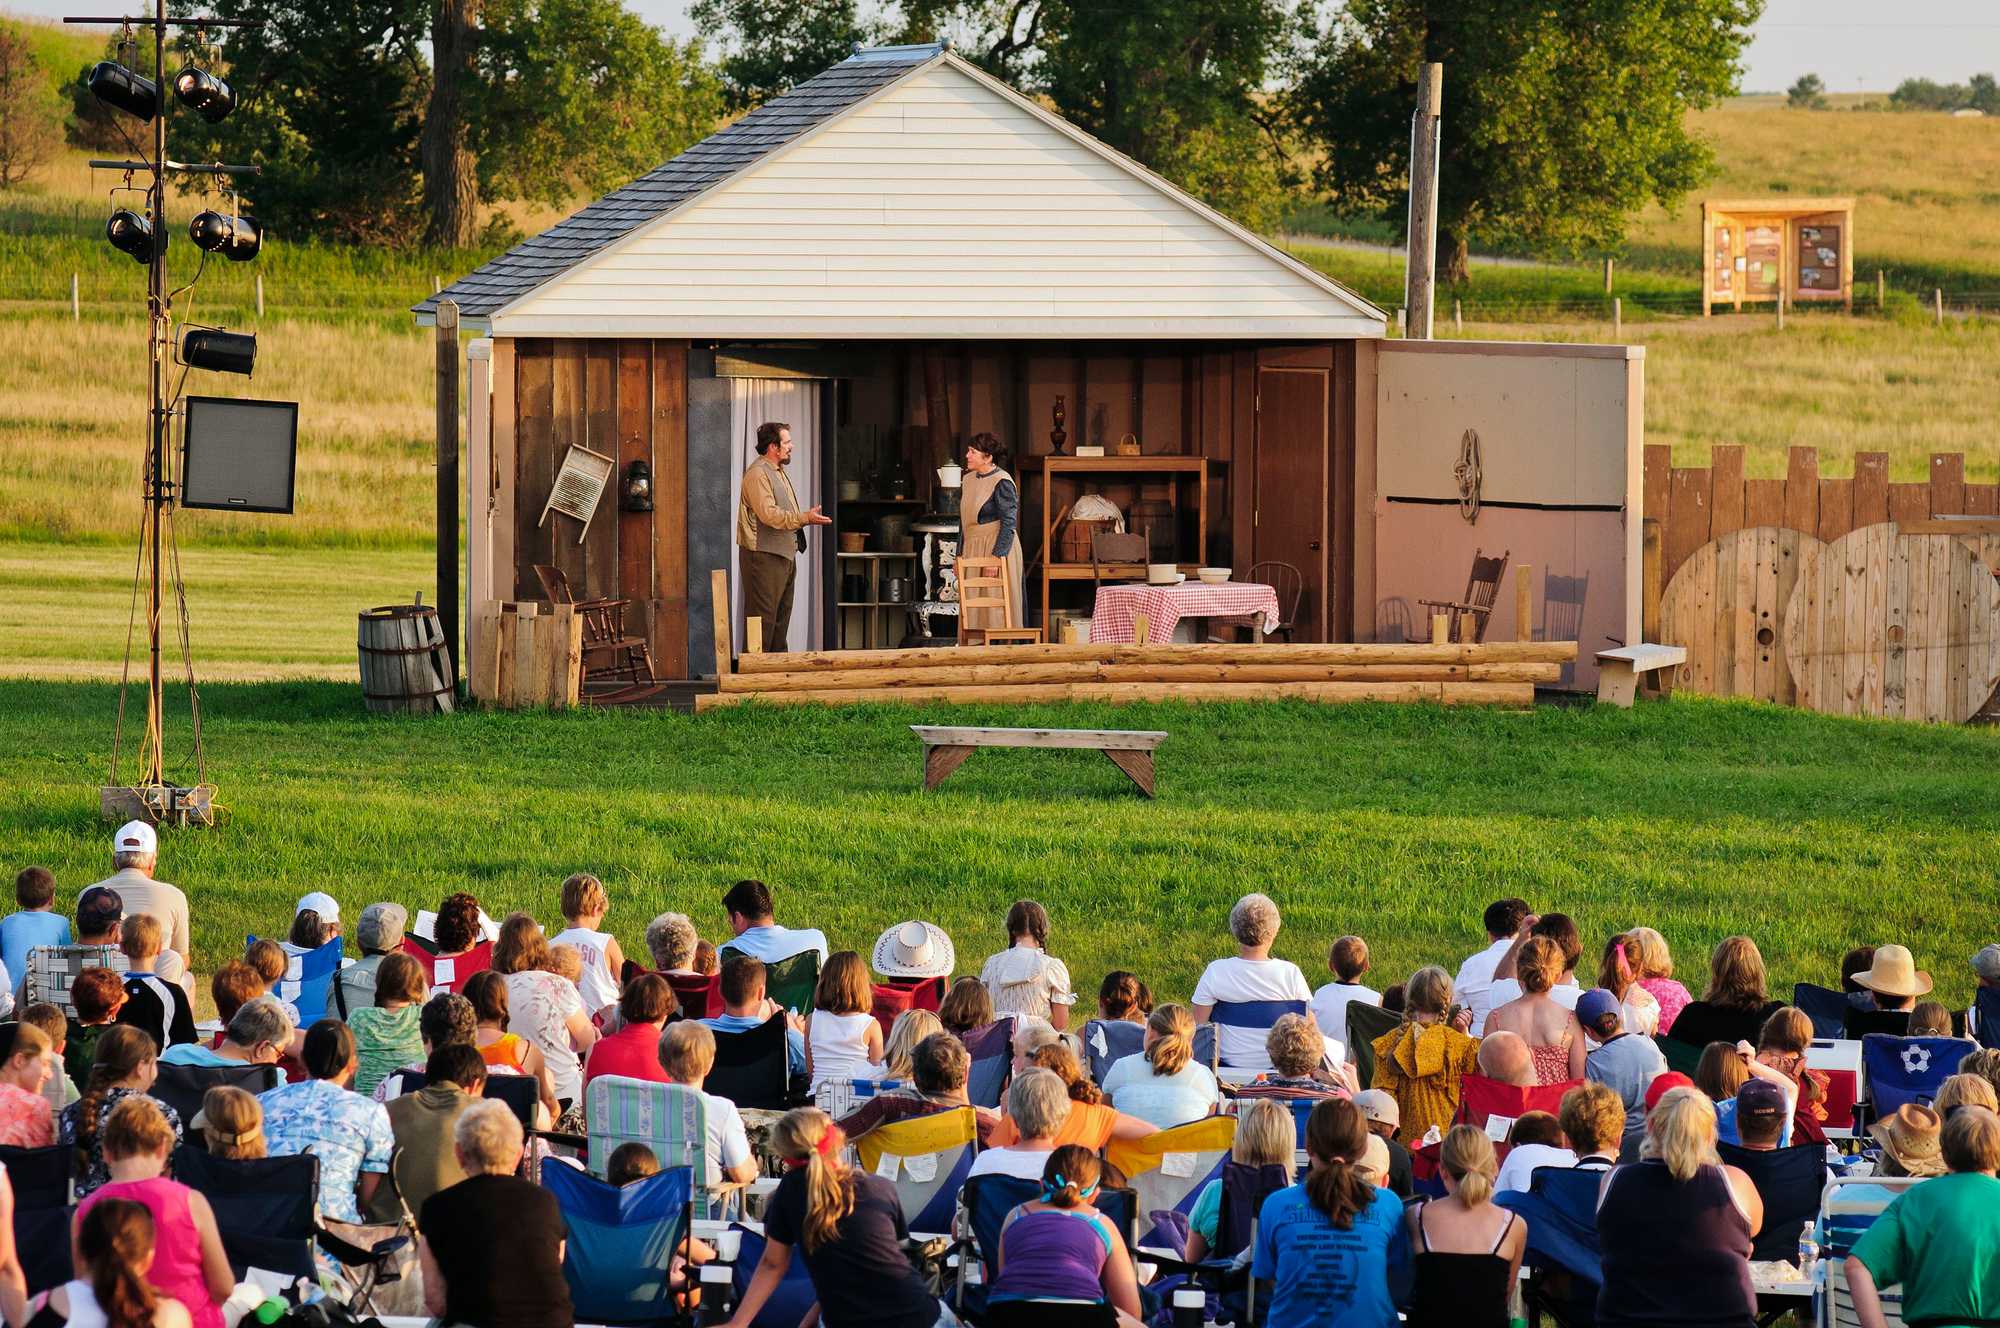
[1594,643,1687,708]
[912,726,1169,797]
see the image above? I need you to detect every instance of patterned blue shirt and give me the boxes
[258,1077,394,1223]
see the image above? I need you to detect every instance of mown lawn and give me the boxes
[5,681,1996,1017]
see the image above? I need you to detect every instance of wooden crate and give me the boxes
[469,601,583,710]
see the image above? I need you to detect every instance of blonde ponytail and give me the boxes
[1440,1125,1496,1206]
[772,1108,854,1253]
[1146,1004,1194,1077]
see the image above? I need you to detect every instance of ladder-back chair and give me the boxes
[1419,547,1510,643]
[955,556,1041,646]
[533,564,664,702]
[1205,560,1304,643]
[1088,528,1153,589]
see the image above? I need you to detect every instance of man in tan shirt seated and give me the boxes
[737,421,829,653]
[88,820,191,991]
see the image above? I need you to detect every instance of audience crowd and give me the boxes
[0,832,1993,1328]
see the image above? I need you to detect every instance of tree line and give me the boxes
[37,0,1764,275]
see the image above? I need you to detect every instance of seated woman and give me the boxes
[1596,934,1660,1040]
[75,1096,233,1328]
[972,1069,1071,1181]
[990,1045,1155,1149]
[284,893,341,956]
[29,1198,193,1328]
[1668,938,1785,1050]
[1484,937,1585,1085]
[1595,1087,1763,1328]
[1404,1126,1527,1328]
[463,970,559,1121]
[1486,914,1583,1012]
[492,913,597,1121]
[939,977,995,1039]
[1372,967,1481,1144]
[1754,1006,1828,1144]
[404,892,492,994]
[1232,1013,1354,1102]
[643,912,702,977]
[1185,1099,1295,1263]
[0,1022,56,1147]
[1100,1004,1220,1129]
[1846,1105,2000,1328]
[987,1144,1145,1328]
[61,1026,182,1201]
[882,1009,944,1085]
[723,1108,956,1328]
[1190,894,1314,1074]
[1624,927,1693,1036]
[199,1085,263,1161]
[418,1101,572,1328]
[347,953,427,1097]
[1251,1098,1409,1328]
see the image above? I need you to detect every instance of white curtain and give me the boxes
[727,379,823,652]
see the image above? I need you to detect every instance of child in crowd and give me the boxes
[463,970,560,1121]
[0,1022,55,1147]
[1311,935,1382,1055]
[938,976,993,1037]
[1909,1001,1953,1037]
[118,916,194,1049]
[243,939,286,990]
[1405,1125,1525,1328]
[551,873,625,1018]
[200,1085,265,1160]
[349,953,428,1096]
[986,1144,1143,1326]
[27,1197,192,1328]
[1185,1099,1295,1262]
[2,867,71,999]
[20,1002,77,1110]
[66,968,127,1089]
[1578,988,1668,1142]
[692,940,719,977]
[547,944,584,985]
[208,964,263,1041]
[807,951,884,1091]
[607,1141,659,1186]
[1493,1111,1574,1193]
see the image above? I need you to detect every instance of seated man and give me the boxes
[335,903,409,1019]
[24,887,145,1016]
[1477,1030,1538,1088]
[87,821,191,988]
[160,995,291,1069]
[1233,1013,1354,1100]
[837,1031,999,1142]
[377,1042,487,1222]
[117,914,195,1048]
[658,1021,759,1188]
[1843,944,1927,1039]
[1579,988,1666,1144]
[714,880,827,966]
[1972,944,2000,1050]
[702,956,805,1077]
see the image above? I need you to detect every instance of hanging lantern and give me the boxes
[620,459,654,512]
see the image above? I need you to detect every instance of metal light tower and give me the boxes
[69,0,261,825]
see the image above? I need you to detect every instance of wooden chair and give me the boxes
[1088,528,1153,588]
[955,556,1042,646]
[532,564,665,703]
[1419,547,1510,644]
[1205,560,1304,643]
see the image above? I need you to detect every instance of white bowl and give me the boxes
[1196,567,1230,584]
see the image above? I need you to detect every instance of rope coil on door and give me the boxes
[1454,428,1482,523]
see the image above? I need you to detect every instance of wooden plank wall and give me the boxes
[1649,445,1999,591]
[510,338,690,678]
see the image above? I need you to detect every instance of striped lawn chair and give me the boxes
[854,1105,978,1234]
[22,943,127,1019]
[1820,1175,1924,1328]
[1210,999,1308,1069]
[584,1074,708,1188]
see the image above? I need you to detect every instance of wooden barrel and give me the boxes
[357,604,456,715]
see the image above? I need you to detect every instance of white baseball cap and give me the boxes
[295,891,341,923]
[113,820,157,855]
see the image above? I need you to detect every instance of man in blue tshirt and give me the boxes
[1252,1178,1410,1328]
[715,879,828,966]
[701,955,806,1075]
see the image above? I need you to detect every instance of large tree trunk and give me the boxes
[421,0,478,249]
[1440,226,1471,285]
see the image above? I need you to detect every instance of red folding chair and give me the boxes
[871,978,946,1036]
[665,972,722,1021]
[1414,1075,1583,1182]
[399,938,492,994]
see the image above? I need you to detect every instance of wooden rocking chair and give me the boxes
[955,556,1041,646]
[1419,547,1511,644]
[532,565,666,704]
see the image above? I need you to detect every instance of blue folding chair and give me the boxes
[1861,1033,1977,1116]
[1498,1164,1603,1328]
[1970,987,2000,1051]
[1081,1018,1144,1086]
[542,1160,693,1326]
[247,934,343,1026]
[963,1019,1013,1109]
[1718,1143,1825,1264]
[1208,999,1308,1069]
[730,1219,818,1328]
[1792,982,1850,1042]
[172,1148,320,1282]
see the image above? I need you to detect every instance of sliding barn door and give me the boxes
[1254,366,1331,641]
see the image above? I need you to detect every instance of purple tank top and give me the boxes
[990,1205,1114,1304]
[80,1177,221,1328]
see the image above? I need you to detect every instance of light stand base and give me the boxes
[100,784,216,827]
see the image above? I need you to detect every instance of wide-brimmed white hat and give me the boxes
[1852,944,1932,999]
[872,921,955,979]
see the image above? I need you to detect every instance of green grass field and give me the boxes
[6,681,1997,1013]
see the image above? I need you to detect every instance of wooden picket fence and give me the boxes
[1641,445,2000,641]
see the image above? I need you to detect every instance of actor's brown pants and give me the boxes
[740,549,796,652]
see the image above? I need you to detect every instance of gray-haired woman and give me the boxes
[418,1100,572,1328]
[1190,893,1314,1073]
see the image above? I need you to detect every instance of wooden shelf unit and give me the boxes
[835,551,919,649]
[1031,455,1222,624]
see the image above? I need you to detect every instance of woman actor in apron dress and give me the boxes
[958,433,1024,629]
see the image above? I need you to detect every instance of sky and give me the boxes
[10,0,1999,93]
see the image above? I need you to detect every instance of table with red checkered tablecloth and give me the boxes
[1088,581,1280,643]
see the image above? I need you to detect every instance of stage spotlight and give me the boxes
[188,211,261,260]
[172,67,236,123]
[87,61,158,121]
[105,209,161,263]
[182,328,256,376]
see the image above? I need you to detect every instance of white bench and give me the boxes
[1594,643,1686,708]
[911,725,1169,797]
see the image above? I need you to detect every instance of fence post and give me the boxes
[255,274,264,319]
[1396,308,1406,337]
[1934,288,1944,326]
[1604,256,1614,293]
[1453,298,1461,333]
[1776,292,1785,331]
[1613,297,1622,338]
[70,274,79,322]
[1876,269,1885,311]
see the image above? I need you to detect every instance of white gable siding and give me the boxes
[492,63,1382,339]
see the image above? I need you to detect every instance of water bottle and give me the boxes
[1797,1222,1819,1278]
[699,1263,735,1325]
[1173,1288,1205,1328]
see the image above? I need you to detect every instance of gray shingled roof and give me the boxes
[414,44,946,322]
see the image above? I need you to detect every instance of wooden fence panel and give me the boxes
[1665,467,1713,585]
[1785,447,1820,538]
[1931,454,1965,516]
[1854,453,1890,526]
[1818,478,1854,543]
[1711,444,1745,537]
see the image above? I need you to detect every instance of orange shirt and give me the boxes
[987,1098,1116,1150]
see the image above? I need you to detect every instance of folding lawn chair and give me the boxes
[1413,1074,1581,1183]
[3,1144,73,1295]
[1105,1116,1237,1246]
[729,1218,819,1328]
[1719,1142,1826,1264]
[1793,983,1851,1042]
[1344,1002,1402,1089]
[173,1147,321,1282]
[1970,986,2000,1050]
[854,1105,978,1234]
[1081,1018,1145,1087]
[248,934,343,1025]
[1657,1032,1706,1077]
[665,971,722,1020]
[707,1012,798,1111]
[1819,1175,1924,1328]
[150,1061,281,1129]
[1208,999,1308,1069]
[542,1159,694,1326]
[1860,1033,1976,1117]
[1807,1038,1864,1138]
[872,977,946,1038]
[962,1018,1013,1109]
[584,1075,709,1186]
[753,950,821,1016]
[397,937,492,995]
[0,1145,71,1210]
[1497,1164,1603,1328]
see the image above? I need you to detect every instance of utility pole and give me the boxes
[1403,63,1444,340]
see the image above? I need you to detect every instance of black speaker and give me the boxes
[181,396,298,514]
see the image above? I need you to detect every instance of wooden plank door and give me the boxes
[1254,366,1330,641]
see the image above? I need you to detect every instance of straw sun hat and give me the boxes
[871,921,955,979]
[1850,944,1933,1000]
[1868,1103,1945,1177]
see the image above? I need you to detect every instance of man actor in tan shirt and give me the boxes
[737,421,829,652]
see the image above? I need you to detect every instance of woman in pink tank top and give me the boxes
[75,1097,233,1328]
